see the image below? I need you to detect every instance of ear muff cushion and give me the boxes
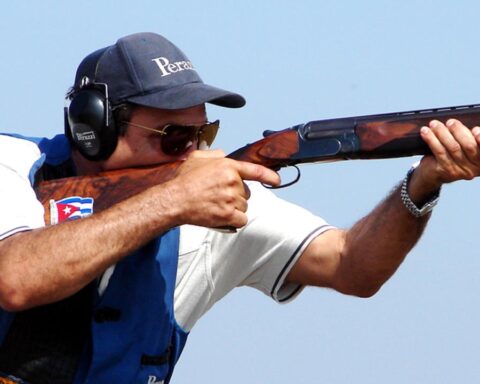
[67,89,118,160]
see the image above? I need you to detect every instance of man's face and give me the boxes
[103,104,208,170]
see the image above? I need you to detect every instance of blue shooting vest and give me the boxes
[0,134,188,384]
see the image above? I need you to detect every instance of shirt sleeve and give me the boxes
[0,135,45,240]
[208,181,335,303]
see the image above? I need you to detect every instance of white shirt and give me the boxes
[175,182,332,330]
[0,135,44,240]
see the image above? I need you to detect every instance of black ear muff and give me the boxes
[66,87,118,161]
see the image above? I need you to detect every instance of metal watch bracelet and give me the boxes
[400,165,440,218]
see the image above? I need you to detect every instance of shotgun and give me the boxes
[35,103,480,224]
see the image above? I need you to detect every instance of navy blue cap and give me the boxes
[73,32,246,109]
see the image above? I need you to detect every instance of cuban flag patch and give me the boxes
[50,196,94,225]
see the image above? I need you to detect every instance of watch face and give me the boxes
[419,196,439,215]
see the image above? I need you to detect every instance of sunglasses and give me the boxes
[123,119,220,156]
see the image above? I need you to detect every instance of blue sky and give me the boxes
[2,1,480,383]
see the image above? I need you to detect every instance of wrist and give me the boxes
[149,181,185,228]
[400,164,441,218]
[406,161,443,204]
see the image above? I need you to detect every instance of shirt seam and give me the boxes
[270,224,334,299]
[0,226,32,240]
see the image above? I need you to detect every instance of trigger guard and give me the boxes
[262,165,301,189]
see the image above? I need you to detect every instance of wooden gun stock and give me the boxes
[35,103,480,224]
[36,163,181,225]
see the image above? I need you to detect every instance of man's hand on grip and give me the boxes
[410,119,480,202]
[164,150,280,229]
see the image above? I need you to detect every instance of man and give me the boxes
[0,32,479,384]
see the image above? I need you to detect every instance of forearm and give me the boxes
[0,182,181,311]
[291,119,480,296]
[336,118,480,295]
[338,181,429,296]
[0,155,279,311]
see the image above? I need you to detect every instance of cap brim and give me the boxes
[126,82,246,110]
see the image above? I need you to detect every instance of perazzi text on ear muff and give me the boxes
[65,78,118,161]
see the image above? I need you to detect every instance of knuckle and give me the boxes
[223,190,236,204]
[465,172,475,181]
[463,141,477,155]
[242,162,263,179]
[220,199,235,213]
[453,169,466,180]
[452,170,462,180]
[223,171,239,186]
[253,164,267,180]
[448,142,462,155]
[463,167,477,180]
[224,206,237,222]
[432,147,447,158]
[221,158,235,166]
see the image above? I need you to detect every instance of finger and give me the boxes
[429,120,464,162]
[446,119,480,164]
[472,126,480,144]
[235,161,281,187]
[236,195,248,213]
[420,125,452,164]
[228,210,248,228]
[226,183,249,209]
[243,182,251,200]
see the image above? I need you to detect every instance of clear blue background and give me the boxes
[1,1,479,383]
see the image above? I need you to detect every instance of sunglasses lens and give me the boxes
[198,120,219,148]
[161,125,197,156]
[160,120,220,156]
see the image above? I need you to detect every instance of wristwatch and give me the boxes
[400,165,440,218]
